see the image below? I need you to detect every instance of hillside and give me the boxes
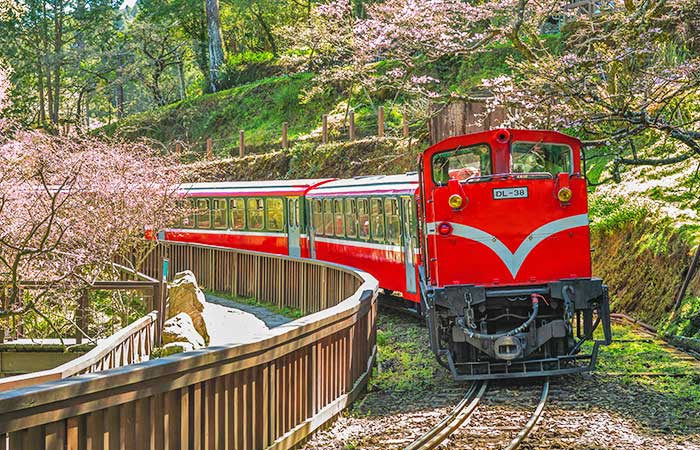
[98,74,413,160]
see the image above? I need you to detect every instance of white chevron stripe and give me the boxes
[428,214,589,278]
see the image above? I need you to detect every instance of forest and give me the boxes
[0,0,697,169]
[1,0,700,347]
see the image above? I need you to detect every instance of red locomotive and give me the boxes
[161,129,611,379]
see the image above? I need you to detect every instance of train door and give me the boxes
[287,197,301,257]
[401,196,418,294]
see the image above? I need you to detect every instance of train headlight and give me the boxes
[448,194,464,209]
[437,222,453,236]
[557,187,573,203]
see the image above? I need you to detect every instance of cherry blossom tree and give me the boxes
[482,0,700,174]
[0,67,183,330]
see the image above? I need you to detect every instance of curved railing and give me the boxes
[0,242,378,450]
[0,311,158,392]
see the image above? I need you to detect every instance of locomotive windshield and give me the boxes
[511,142,572,175]
[432,144,491,184]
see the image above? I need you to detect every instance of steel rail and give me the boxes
[404,381,488,450]
[504,378,550,450]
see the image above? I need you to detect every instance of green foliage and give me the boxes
[584,323,700,420]
[589,195,648,234]
[660,296,700,338]
[208,290,303,319]
[219,52,282,89]
[99,74,339,157]
[370,311,444,392]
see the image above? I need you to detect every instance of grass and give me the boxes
[584,323,700,415]
[369,309,448,393]
[99,74,338,158]
[207,290,304,319]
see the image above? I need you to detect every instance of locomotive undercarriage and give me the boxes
[422,277,612,380]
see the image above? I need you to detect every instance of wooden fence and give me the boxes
[1,264,165,346]
[185,105,410,160]
[0,311,158,392]
[0,242,379,450]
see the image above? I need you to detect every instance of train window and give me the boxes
[358,198,370,240]
[287,198,297,228]
[196,199,211,229]
[323,199,334,236]
[385,198,401,245]
[229,198,245,229]
[432,144,491,185]
[312,199,323,236]
[212,198,228,229]
[334,199,344,236]
[345,198,357,238]
[266,198,284,231]
[247,198,264,230]
[511,142,572,175]
[370,198,385,241]
[182,199,196,228]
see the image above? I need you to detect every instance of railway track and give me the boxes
[405,379,550,450]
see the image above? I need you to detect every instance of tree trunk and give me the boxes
[85,93,90,130]
[205,0,225,92]
[51,0,64,126]
[36,60,46,126]
[116,60,125,119]
[177,60,186,100]
[252,8,278,56]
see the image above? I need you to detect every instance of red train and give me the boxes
[162,129,611,379]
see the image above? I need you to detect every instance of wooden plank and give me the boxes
[25,427,43,450]
[45,422,65,450]
[66,417,80,450]
[193,384,202,450]
[119,402,135,450]
[104,407,119,450]
[86,410,104,450]
[134,398,150,450]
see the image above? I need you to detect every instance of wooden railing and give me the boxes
[0,311,158,393]
[0,242,379,450]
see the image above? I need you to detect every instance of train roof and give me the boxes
[307,173,419,197]
[179,179,332,197]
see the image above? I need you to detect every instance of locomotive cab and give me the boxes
[419,129,612,379]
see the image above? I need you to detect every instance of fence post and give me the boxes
[239,130,245,157]
[378,106,384,138]
[348,111,355,141]
[322,114,328,144]
[206,138,213,159]
[282,122,288,149]
[175,142,182,159]
[75,290,88,345]
[0,289,5,343]
[402,113,409,138]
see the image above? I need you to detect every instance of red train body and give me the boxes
[160,129,611,380]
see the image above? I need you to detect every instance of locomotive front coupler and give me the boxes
[432,278,608,318]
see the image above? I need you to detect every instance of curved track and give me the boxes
[405,379,550,450]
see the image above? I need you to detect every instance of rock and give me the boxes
[168,270,210,344]
[161,312,205,350]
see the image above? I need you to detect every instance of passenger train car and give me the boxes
[161,129,611,380]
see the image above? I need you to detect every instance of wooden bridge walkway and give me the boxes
[0,242,379,450]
